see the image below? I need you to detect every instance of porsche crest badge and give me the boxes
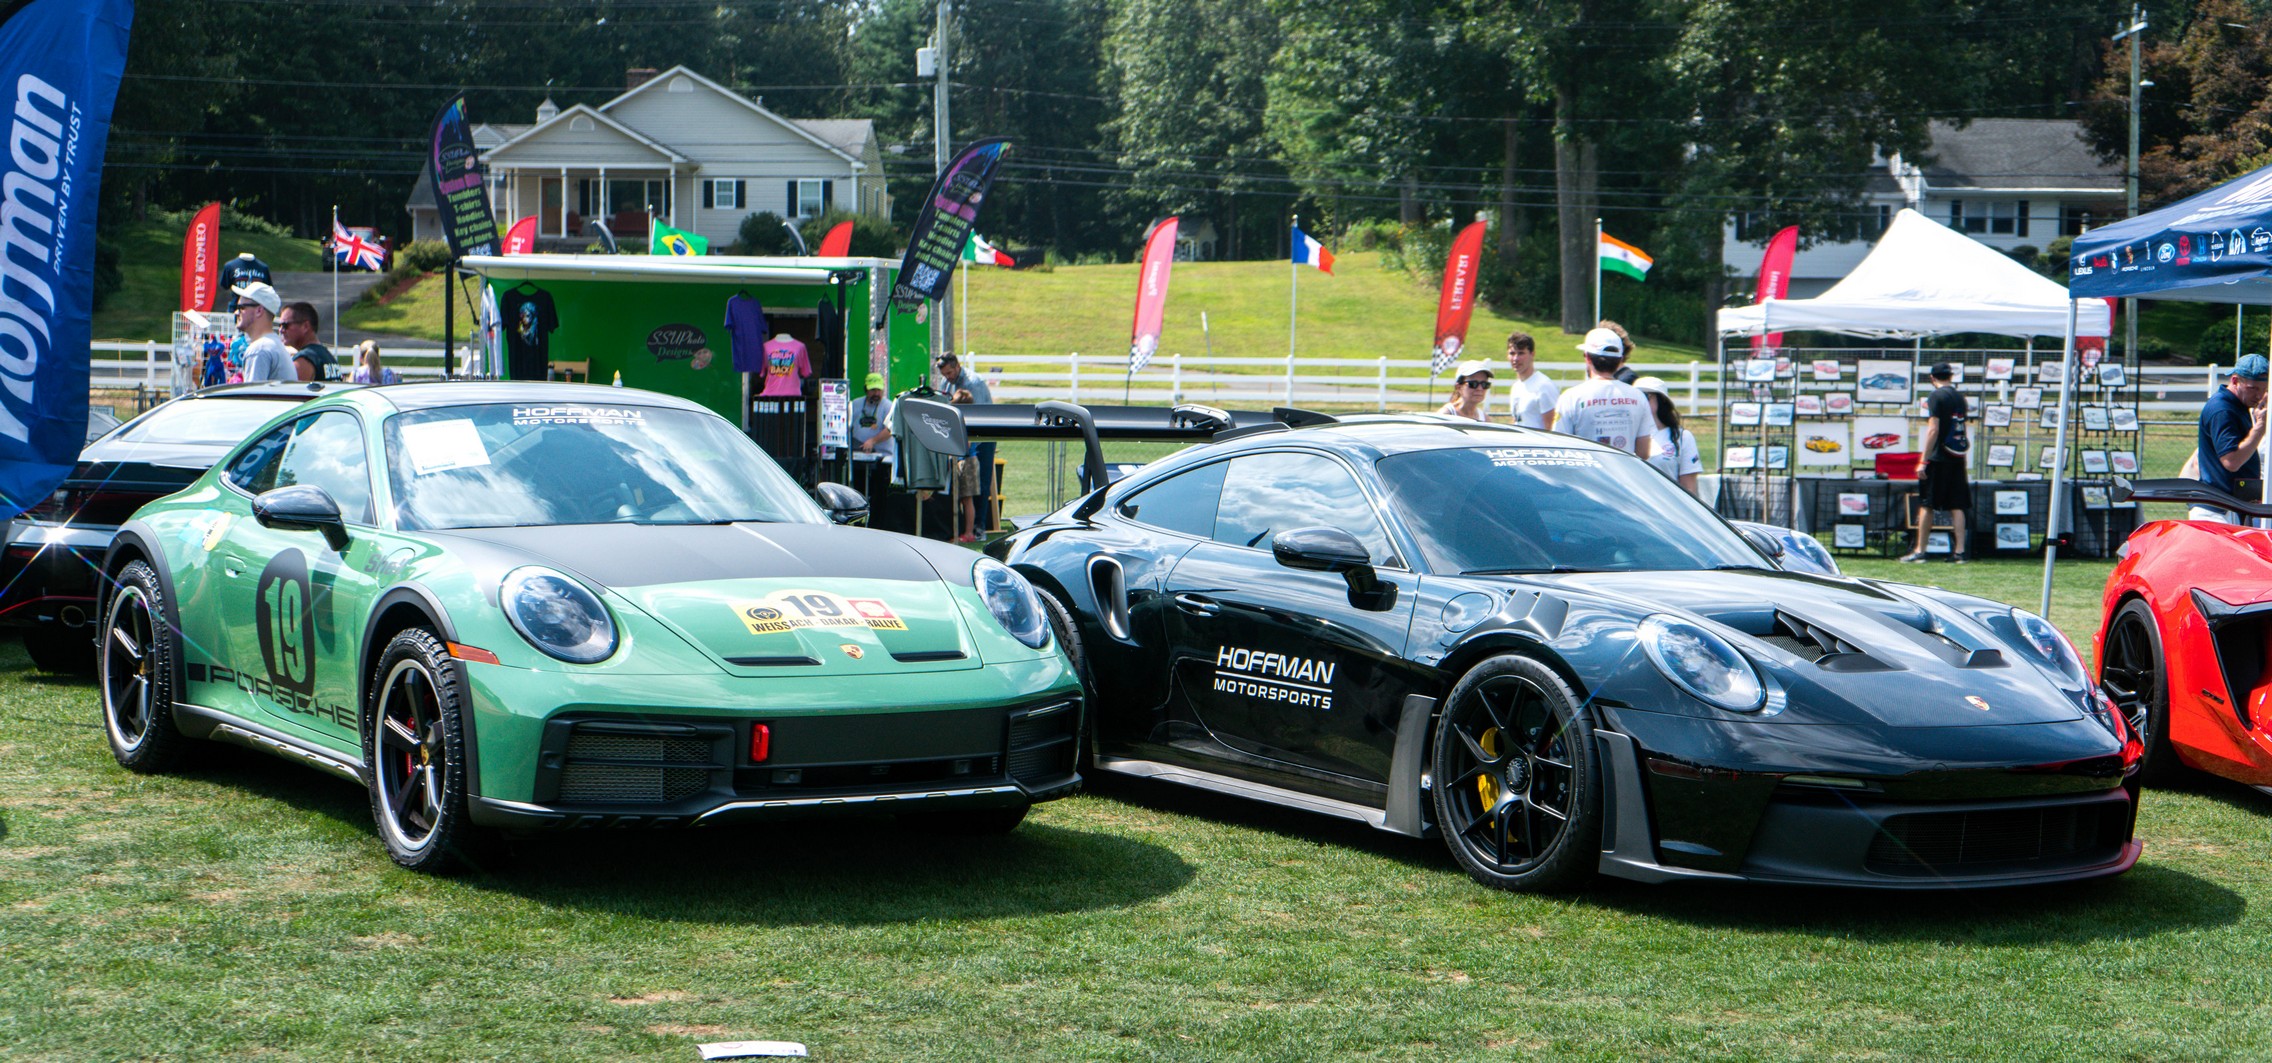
[840,643,864,660]
[1965,696,1990,712]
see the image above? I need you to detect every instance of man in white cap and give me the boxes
[231,281,296,382]
[1554,327,1655,459]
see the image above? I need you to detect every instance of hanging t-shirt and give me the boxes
[216,254,270,312]
[479,285,504,379]
[499,285,559,381]
[757,336,812,398]
[891,394,957,491]
[725,294,769,372]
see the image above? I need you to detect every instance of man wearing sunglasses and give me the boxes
[231,281,296,382]
[279,301,337,381]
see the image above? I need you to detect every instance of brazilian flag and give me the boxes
[651,222,709,257]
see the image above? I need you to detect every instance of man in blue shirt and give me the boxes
[2195,353,2268,522]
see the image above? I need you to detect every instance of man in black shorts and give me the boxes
[1901,362,1972,562]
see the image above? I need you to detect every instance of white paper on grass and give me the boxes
[398,419,490,475]
[698,1042,809,1060]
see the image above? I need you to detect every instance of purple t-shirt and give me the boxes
[725,294,769,372]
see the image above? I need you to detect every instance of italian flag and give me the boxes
[1600,232,1653,281]
[962,233,1015,267]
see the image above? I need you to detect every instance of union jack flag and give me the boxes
[332,221,385,271]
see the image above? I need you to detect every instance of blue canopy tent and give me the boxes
[2051,160,2272,610]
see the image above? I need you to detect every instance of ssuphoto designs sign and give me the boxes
[0,0,131,518]
[427,94,500,258]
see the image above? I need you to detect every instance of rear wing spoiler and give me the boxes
[952,402,1335,519]
[2112,476,2272,520]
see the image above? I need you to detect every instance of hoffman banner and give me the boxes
[427,94,500,258]
[1430,219,1487,376]
[883,137,1009,321]
[179,200,220,311]
[1129,216,1178,373]
[0,0,131,518]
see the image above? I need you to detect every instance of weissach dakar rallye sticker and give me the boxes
[733,591,908,635]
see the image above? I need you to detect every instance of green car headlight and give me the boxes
[1638,614,1765,713]
[501,566,617,664]
[973,557,1050,650]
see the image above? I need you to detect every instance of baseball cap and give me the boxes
[1632,375,1670,396]
[2235,353,2269,380]
[231,281,280,316]
[863,371,887,391]
[1578,327,1625,359]
[1930,362,1955,380]
[1452,359,1493,380]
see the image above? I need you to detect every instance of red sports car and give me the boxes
[1862,433,1902,449]
[2095,478,2272,787]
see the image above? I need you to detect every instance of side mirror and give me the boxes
[814,481,870,525]
[1274,525,1397,611]
[1736,523,1786,560]
[253,484,349,550]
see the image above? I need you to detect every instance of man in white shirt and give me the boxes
[231,281,296,383]
[1501,331,1559,430]
[1554,327,1655,460]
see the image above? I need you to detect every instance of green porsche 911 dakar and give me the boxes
[96,383,1082,871]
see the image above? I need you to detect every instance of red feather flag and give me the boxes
[503,216,538,255]
[1430,219,1488,375]
[179,202,221,312]
[1129,216,1179,373]
[1752,225,1798,352]
[817,220,854,258]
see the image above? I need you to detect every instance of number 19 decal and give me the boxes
[255,550,317,694]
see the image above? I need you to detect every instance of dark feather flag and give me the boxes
[427,94,500,258]
[0,0,131,518]
[881,137,1010,324]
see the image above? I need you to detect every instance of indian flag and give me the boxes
[1600,232,1653,281]
[962,232,1015,267]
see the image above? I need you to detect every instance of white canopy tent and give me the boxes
[1717,208,2112,340]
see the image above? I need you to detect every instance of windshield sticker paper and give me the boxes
[1483,447,1601,468]
[399,418,491,475]
[734,591,908,635]
[1213,645,1335,711]
[511,405,649,427]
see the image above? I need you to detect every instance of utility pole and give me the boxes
[2116,5,2147,369]
[933,0,954,360]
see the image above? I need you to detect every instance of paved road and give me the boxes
[268,270,417,346]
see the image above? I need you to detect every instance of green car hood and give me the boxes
[432,522,992,676]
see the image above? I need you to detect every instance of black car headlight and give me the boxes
[973,557,1050,650]
[2009,607,2084,683]
[1638,614,1765,713]
[501,566,617,664]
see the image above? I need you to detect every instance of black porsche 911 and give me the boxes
[991,411,2141,892]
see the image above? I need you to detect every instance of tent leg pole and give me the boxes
[2039,299,2080,617]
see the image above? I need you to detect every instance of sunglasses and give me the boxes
[235,303,259,311]
[1460,379,1493,389]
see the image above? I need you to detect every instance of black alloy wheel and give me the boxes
[99,561,189,772]
[364,628,486,873]
[23,627,94,675]
[1429,654,1601,892]
[1034,586,1096,772]
[2102,599,2179,783]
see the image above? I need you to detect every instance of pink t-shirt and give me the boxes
[756,336,811,398]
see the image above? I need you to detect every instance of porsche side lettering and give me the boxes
[1213,646,1335,710]
[186,660,355,729]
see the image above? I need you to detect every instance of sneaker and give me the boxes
[1897,552,1928,563]
[1950,553,1969,564]
[954,533,979,544]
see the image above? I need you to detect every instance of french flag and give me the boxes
[1292,225,1335,274]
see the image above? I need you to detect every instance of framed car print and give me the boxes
[1987,443,2016,468]
[1856,360,1911,403]
[1983,404,2012,427]
[1996,523,2031,550]
[2014,387,2043,410]
[2081,450,2110,474]
[2097,363,2128,388]
[2111,450,2139,474]
[2082,406,2110,431]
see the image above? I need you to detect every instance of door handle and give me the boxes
[222,555,244,578]
[1173,593,1220,617]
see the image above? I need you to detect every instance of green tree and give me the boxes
[1105,0,1283,258]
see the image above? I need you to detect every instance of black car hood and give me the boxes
[430,522,950,588]
[1524,568,2086,728]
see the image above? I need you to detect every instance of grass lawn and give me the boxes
[337,269,467,341]
[11,556,2272,1060]
[95,219,322,342]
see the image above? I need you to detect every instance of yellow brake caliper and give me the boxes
[1475,728,1502,815]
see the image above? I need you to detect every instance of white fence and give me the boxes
[92,342,2235,418]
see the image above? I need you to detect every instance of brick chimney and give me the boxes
[626,68,659,91]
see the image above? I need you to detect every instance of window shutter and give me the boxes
[735,180,746,210]
[702,181,714,210]
[787,181,797,215]
[2016,200,2030,238]
[822,180,834,212]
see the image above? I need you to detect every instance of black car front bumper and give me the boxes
[0,522,112,628]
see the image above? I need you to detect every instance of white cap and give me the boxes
[230,281,280,316]
[1578,327,1625,359]
[1452,359,1494,381]
[1632,375,1670,396]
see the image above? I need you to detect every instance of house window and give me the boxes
[702,179,745,211]
[1950,200,2027,237]
[789,179,833,219]
[578,179,670,219]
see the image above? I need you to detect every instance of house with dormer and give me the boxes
[405,66,889,249]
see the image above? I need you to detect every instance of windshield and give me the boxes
[385,402,825,530]
[113,398,297,447]
[1375,445,1763,574]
